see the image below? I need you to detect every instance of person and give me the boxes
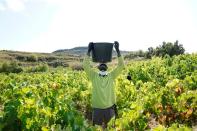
[83,41,125,128]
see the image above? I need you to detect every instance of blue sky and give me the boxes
[0,0,197,53]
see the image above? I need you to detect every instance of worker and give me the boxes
[83,41,125,128]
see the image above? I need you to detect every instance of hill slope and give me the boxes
[53,46,131,56]
[0,50,81,67]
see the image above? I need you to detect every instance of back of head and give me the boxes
[98,63,108,71]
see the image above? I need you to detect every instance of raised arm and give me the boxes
[83,42,96,80]
[110,41,125,79]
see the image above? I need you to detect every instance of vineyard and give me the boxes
[0,54,196,130]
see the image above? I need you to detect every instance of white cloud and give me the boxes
[41,0,63,5]
[0,0,61,12]
[0,0,26,12]
[0,3,6,11]
[6,0,25,12]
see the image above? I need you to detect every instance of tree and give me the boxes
[146,47,154,58]
[147,40,185,58]
[173,40,185,55]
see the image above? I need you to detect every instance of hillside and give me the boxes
[53,46,131,56]
[0,50,82,68]
[53,47,87,56]
[0,48,133,71]
[0,47,133,68]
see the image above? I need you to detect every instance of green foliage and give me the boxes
[27,64,49,72]
[26,55,38,62]
[0,54,196,130]
[0,70,93,130]
[152,124,192,131]
[146,40,185,58]
[124,50,146,59]
[0,62,23,73]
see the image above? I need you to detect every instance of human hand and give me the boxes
[114,41,119,51]
[114,41,121,57]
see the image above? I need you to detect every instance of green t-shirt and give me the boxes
[83,56,124,109]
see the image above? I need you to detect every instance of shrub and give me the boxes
[0,62,23,73]
[71,63,83,71]
[16,55,27,61]
[26,55,38,62]
[27,64,49,72]
[48,61,69,68]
